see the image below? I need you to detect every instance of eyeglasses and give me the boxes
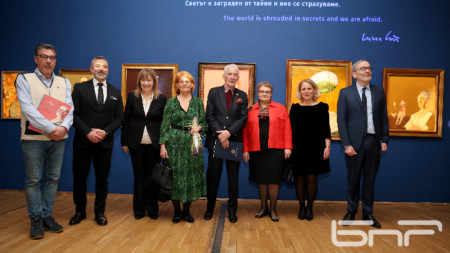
[36,54,56,60]
[356,66,372,72]
[178,80,191,84]
[258,90,271,94]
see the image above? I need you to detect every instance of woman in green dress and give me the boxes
[159,71,207,223]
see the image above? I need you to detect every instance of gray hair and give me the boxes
[352,59,370,72]
[91,56,108,67]
[34,44,56,56]
[224,64,240,75]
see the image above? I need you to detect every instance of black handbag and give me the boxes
[283,158,295,185]
[151,159,173,190]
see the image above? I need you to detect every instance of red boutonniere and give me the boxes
[236,98,243,104]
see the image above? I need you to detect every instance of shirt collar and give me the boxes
[356,82,370,92]
[34,68,54,81]
[224,85,235,94]
[93,78,107,86]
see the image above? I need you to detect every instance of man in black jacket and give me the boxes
[69,56,124,226]
[204,64,248,223]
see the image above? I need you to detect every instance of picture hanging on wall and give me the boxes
[383,68,444,137]
[1,71,22,119]
[286,59,352,140]
[60,69,93,93]
[197,62,256,109]
[121,64,179,107]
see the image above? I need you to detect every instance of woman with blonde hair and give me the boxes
[290,79,331,221]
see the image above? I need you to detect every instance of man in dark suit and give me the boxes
[204,64,248,223]
[337,59,388,228]
[69,56,124,226]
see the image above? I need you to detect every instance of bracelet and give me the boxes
[325,146,330,149]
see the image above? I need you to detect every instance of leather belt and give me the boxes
[170,124,191,132]
[364,133,376,137]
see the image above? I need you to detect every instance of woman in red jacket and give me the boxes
[243,82,292,222]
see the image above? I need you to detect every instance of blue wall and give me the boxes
[1,0,449,203]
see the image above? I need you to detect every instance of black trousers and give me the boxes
[129,144,160,216]
[206,149,240,215]
[345,135,381,215]
[72,146,112,215]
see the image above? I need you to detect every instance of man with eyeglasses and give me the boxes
[15,44,74,239]
[204,64,248,223]
[69,56,123,227]
[337,59,389,228]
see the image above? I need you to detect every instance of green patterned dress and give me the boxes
[159,96,207,203]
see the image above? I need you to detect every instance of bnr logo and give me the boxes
[331,220,442,247]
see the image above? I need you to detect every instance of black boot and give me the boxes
[172,200,181,223]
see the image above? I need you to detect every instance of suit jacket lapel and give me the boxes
[369,84,377,111]
[351,84,364,112]
[87,79,101,110]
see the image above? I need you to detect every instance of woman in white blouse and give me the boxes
[121,68,167,220]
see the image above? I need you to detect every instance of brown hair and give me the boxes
[134,68,161,98]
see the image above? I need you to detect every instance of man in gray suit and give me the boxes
[337,59,389,228]
[204,64,248,223]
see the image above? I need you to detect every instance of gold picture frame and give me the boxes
[286,59,352,140]
[121,64,179,106]
[1,71,22,119]
[383,68,444,137]
[198,62,256,108]
[59,69,93,93]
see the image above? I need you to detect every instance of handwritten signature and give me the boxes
[361,31,400,43]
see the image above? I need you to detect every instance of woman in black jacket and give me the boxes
[121,68,167,220]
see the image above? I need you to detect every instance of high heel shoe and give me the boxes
[270,210,279,222]
[305,208,313,221]
[255,209,269,218]
[298,207,306,220]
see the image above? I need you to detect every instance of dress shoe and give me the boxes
[363,214,381,228]
[69,212,86,225]
[95,213,108,226]
[182,212,195,223]
[342,212,356,225]
[270,210,279,222]
[149,213,158,220]
[134,214,144,220]
[229,213,238,223]
[204,210,213,220]
[172,211,181,223]
[255,209,269,218]
[305,208,313,221]
[298,207,306,220]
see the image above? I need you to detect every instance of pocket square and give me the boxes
[109,96,118,101]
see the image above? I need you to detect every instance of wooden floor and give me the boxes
[0,190,449,253]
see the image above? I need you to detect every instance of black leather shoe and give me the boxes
[229,213,238,223]
[305,208,313,221]
[363,214,381,228]
[343,212,355,220]
[298,207,306,220]
[172,210,181,223]
[182,212,194,223]
[69,212,86,225]
[149,213,158,220]
[95,213,108,226]
[134,214,144,220]
[204,210,213,220]
[255,209,269,218]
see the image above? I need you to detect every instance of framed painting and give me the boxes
[1,71,22,119]
[286,59,352,140]
[59,69,93,92]
[121,64,179,106]
[198,62,256,108]
[383,68,444,137]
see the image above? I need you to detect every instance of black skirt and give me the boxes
[248,116,284,184]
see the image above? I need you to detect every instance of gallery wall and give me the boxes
[1,0,449,203]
